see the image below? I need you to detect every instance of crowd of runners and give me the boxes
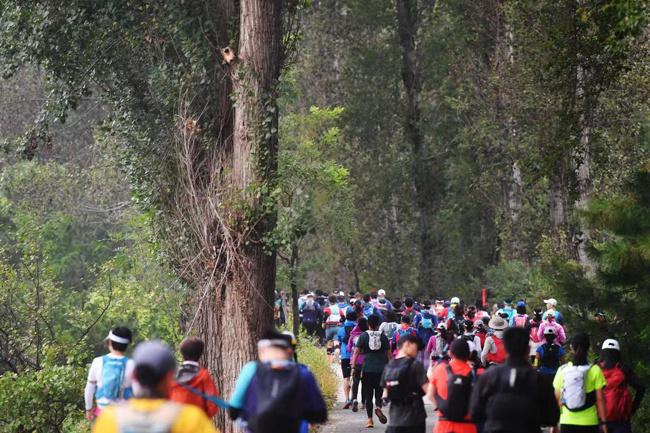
[81,289,646,433]
[296,289,646,433]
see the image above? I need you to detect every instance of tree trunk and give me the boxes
[549,156,570,252]
[396,0,438,294]
[290,243,300,337]
[196,1,284,432]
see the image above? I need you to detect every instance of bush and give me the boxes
[297,332,338,408]
[0,365,86,433]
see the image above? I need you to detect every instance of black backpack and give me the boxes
[540,343,560,370]
[383,358,422,404]
[343,323,355,346]
[435,364,474,421]
[247,362,302,433]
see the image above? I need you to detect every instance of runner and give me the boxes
[402,298,420,325]
[379,311,400,342]
[377,289,394,312]
[470,328,560,433]
[348,317,369,412]
[529,308,543,363]
[460,320,482,356]
[427,339,476,433]
[542,298,564,325]
[391,315,418,356]
[229,329,327,433]
[598,339,646,433]
[553,333,608,433]
[496,299,515,323]
[381,333,429,433]
[510,301,529,329]
[338,310,359,409]
[434,299,448,322]
[426,322,451,368]
[352,314,392,428]
[447,297,461,320]
[481,316,507,367]
[169,337,220,418]
[300,293,322,338]
[92,341,217,433]
[324,294,344,354]
[363,294,382,319]
[537,310,566,345]
[84,327,135,421]
[535,327,564,390]
[474,319,487,349]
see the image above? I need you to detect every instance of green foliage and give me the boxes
[0,364,86,433]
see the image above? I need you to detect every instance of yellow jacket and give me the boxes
[93,399,218,433]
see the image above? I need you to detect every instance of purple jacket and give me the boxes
[537,320,567,345]
[347,326,365,366]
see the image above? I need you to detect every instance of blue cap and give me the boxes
[516,300,526,308]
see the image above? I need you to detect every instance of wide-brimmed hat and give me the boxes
[489,316,508,330]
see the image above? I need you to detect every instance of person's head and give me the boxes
[345,310,358,322]
[393,299,403,310]
[600,339,622,369]
[306,293,315,303]
[337,294,346,304]
[504,298,512,307]
[570,333,591,365]
[503,327,529,361]
[544,298,557,311]
[107,326,132,353]
[543,327,557,344]
[355,292,363,300]
[422,300,431,309]
[489,316,508,332]
[363,293,372,303]
[354,300,363,314]
[454,303,464,317]
[397,334,420,358]
[449,338,470,361]
[401,315,411,325]
[281,331,298,362]
[545,310,556,322]
[357,317,369,331]
[179,337,204,362]
[328,294,337,305]
[450,296,460,306]
[595,311,606,323]
[474,319,485,332]
[257,329,292,362]
[370,290,378,300]
[367,314,381,330]
[132,341,177,398]
[481,316,490,326]
[385,311,398,323]
[378,289,386,299]
[533,308,543,321]
[516,301,526,315]
[436,322,447,336]
[463,320,474,334]
[404,297,414,308]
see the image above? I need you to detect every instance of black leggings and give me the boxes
[560,425,599,433]
[351,367,363,401]
[361,371,383,418]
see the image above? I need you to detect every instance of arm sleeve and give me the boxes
[85,359,99,410]
[300,369,328,424]
[537,324,545,342]
[229,362,257,410]
[481,338,491,365]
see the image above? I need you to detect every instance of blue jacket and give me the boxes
[337,321,357,360]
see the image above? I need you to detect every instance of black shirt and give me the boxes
[381,357,428,426]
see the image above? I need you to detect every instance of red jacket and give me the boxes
[169,364,220,418]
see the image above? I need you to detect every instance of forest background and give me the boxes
[0,1,649,432]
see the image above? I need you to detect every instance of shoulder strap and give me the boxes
[177,382,231,409]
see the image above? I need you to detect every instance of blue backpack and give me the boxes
[95,356,130,408]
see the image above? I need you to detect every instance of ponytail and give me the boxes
[571,333,591,365]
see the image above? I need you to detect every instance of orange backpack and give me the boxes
[486,335,506,364]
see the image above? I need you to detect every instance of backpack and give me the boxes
[435,364,474,421]
[403,309,417,324]
[248,362,302,433]
[486,336,506,365]
[301,303,319,324]
[343,323,355,346]
[363,304,375,317]
[327,305,342,325]
[602,364,633,421]
[561,364,596,412]
[96,355,129,408]
[383,322,399,341]
[366,330,383,351]
[383,358,422,403]
[420,317,433,329]
[539,343,561,370]
[115,401,182,433]
[514,314,529,328]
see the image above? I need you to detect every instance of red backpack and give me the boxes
[514,314,528,328]
[602,363,633,421]
[486,335,506,364]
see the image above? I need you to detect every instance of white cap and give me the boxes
[378,289,386,296]
[437,322,447,330]
[543,327,556,336]
[338,291,345,297]
[602,339,620,351]
[450,297,460,304]
[543,298,558,306]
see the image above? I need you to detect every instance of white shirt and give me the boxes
[84,354,135,410]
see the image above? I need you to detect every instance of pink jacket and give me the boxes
[537,320,566,345]
[347,326,365,366]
